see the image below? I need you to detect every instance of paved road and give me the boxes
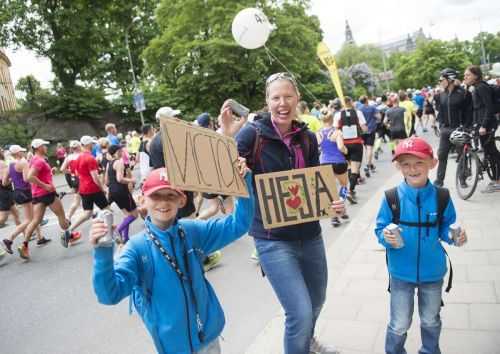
[0,137,401,354]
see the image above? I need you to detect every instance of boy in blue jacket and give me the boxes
[90,162,254,354]
[374,137,467,354]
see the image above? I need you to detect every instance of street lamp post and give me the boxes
[125,17,145,126]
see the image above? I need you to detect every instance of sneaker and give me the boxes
[310,337,340,354]
[61,230,71,248]
[3,239,13,254]
[18,244,30,260]
[481,183,500,194]
[374,151,379,160]
[369,164,376,172]
[330,217,341,227]
[346,192,357,205]
[364,167,371,178]
[36,237,52,246]
[341,214,350,221]
[69,232,82,244]
[40,218,49,227]
[357,176,366,184]
[203,251,222,272]
[250,248,259,262]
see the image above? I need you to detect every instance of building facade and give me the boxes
[376,28,429,56]
[0,49,16,112]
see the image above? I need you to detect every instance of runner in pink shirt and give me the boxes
[18,139,78,260]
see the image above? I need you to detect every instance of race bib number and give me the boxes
[342,125,358,139]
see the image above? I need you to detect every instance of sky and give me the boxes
[4,0,500,93]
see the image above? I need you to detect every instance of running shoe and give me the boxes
[346,192,357,205]
[357,176,366,184]
[309,337,340,354]
[18,244,30,260]
[61,230,71,248]
[369,164,376,172]
[330,217,341,227]
[69,232,82,245]
[3,239,13,254]
[36,237,52,246]
[364,167,371,178]
[203,251,222,272]
[341,214,350,221]
[40,218,49,227]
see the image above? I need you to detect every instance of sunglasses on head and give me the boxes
[266,72,298,87]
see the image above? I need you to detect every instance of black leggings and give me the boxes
[481,133,500,180]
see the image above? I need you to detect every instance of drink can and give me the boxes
[386,223,404,249]
[97,210,114,247]
[449,223,462,246]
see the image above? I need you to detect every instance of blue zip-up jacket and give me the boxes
[374,180,456,283]
[235,115,321,241]
[92,173,254,354]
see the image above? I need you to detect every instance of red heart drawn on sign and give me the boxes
[288,185,300,196]
[286,196,302,209]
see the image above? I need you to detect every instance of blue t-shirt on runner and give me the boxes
[413,94,424,110]
[107,134,120,146]
[359,105,378,133]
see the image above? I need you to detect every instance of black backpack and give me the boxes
[384,186,453,296]
[490,84,500,115]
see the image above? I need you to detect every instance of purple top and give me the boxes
[271,119,306,169]
[9,162,30,191]
[319,127,346,164]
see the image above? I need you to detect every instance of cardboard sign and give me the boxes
[255,166,338,229]
[159,117,248,197]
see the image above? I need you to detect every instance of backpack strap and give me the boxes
[250,127,264,171]
[435,187,450,224]
[384,187,400,224]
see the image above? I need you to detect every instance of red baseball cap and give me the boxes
[392,137,434,161]
[142,168,185,197]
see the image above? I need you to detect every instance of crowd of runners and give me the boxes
[0,65,499,263]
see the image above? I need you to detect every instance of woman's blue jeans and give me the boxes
[385,277,444,354]
[254,235,328,354]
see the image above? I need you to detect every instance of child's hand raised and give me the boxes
[383,229,402,248]
[89,220,112,246]
[455,229,467,247]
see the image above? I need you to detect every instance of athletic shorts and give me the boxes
[109,191,137,212]
[81,191,109,211]
[202,193,229,200]
[345,143,364,163]
[0,188,14,211]
[362,132,376,146]
[416,108,423,118]
[322,162,348,175]
[14,189,32,205]
[390,130,407,140]
[65,174,79,190]
[32,192,57,206]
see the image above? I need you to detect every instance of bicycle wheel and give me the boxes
[455,150,481,200]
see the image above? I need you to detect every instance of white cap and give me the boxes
[31,139,50,149]
[69,140,81,148]
[80,135,98,146]
[9,145,27,154]
[155,106,181,120]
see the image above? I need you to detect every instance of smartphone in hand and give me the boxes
[228,99,250,118]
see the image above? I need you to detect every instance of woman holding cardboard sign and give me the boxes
[232,73,345,354]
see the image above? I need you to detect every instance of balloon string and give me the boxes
[264,45,319,102]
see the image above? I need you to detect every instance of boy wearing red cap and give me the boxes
[90,161,254,354]
[374,137,467,354]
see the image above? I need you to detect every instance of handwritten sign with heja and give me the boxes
[255,166,338,229]
[159,117,248,197]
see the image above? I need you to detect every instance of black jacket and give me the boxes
[471,81,498,130]
[236,115,322,241]
[436,86,472,128]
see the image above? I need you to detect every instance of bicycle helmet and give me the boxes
[440,68,459,81]
[449,129,471,145]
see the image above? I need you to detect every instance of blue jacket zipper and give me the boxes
[416,194,421,283]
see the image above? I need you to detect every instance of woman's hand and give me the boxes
[236,157,251,178]
[330,199,345,216]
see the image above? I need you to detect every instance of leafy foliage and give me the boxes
[0,122,30,148]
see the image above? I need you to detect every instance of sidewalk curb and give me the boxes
[244,169,402,354]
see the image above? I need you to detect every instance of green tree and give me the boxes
[466,31,500,64]
[336,43,384,71]
[15,75,52,110]
[1,1,159,93]
[143,0,328,117]
[390,39,472,89]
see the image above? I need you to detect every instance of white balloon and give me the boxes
[232,8,272,50]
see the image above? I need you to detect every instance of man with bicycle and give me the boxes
[464,65,500,193]
[434,68,473,187]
